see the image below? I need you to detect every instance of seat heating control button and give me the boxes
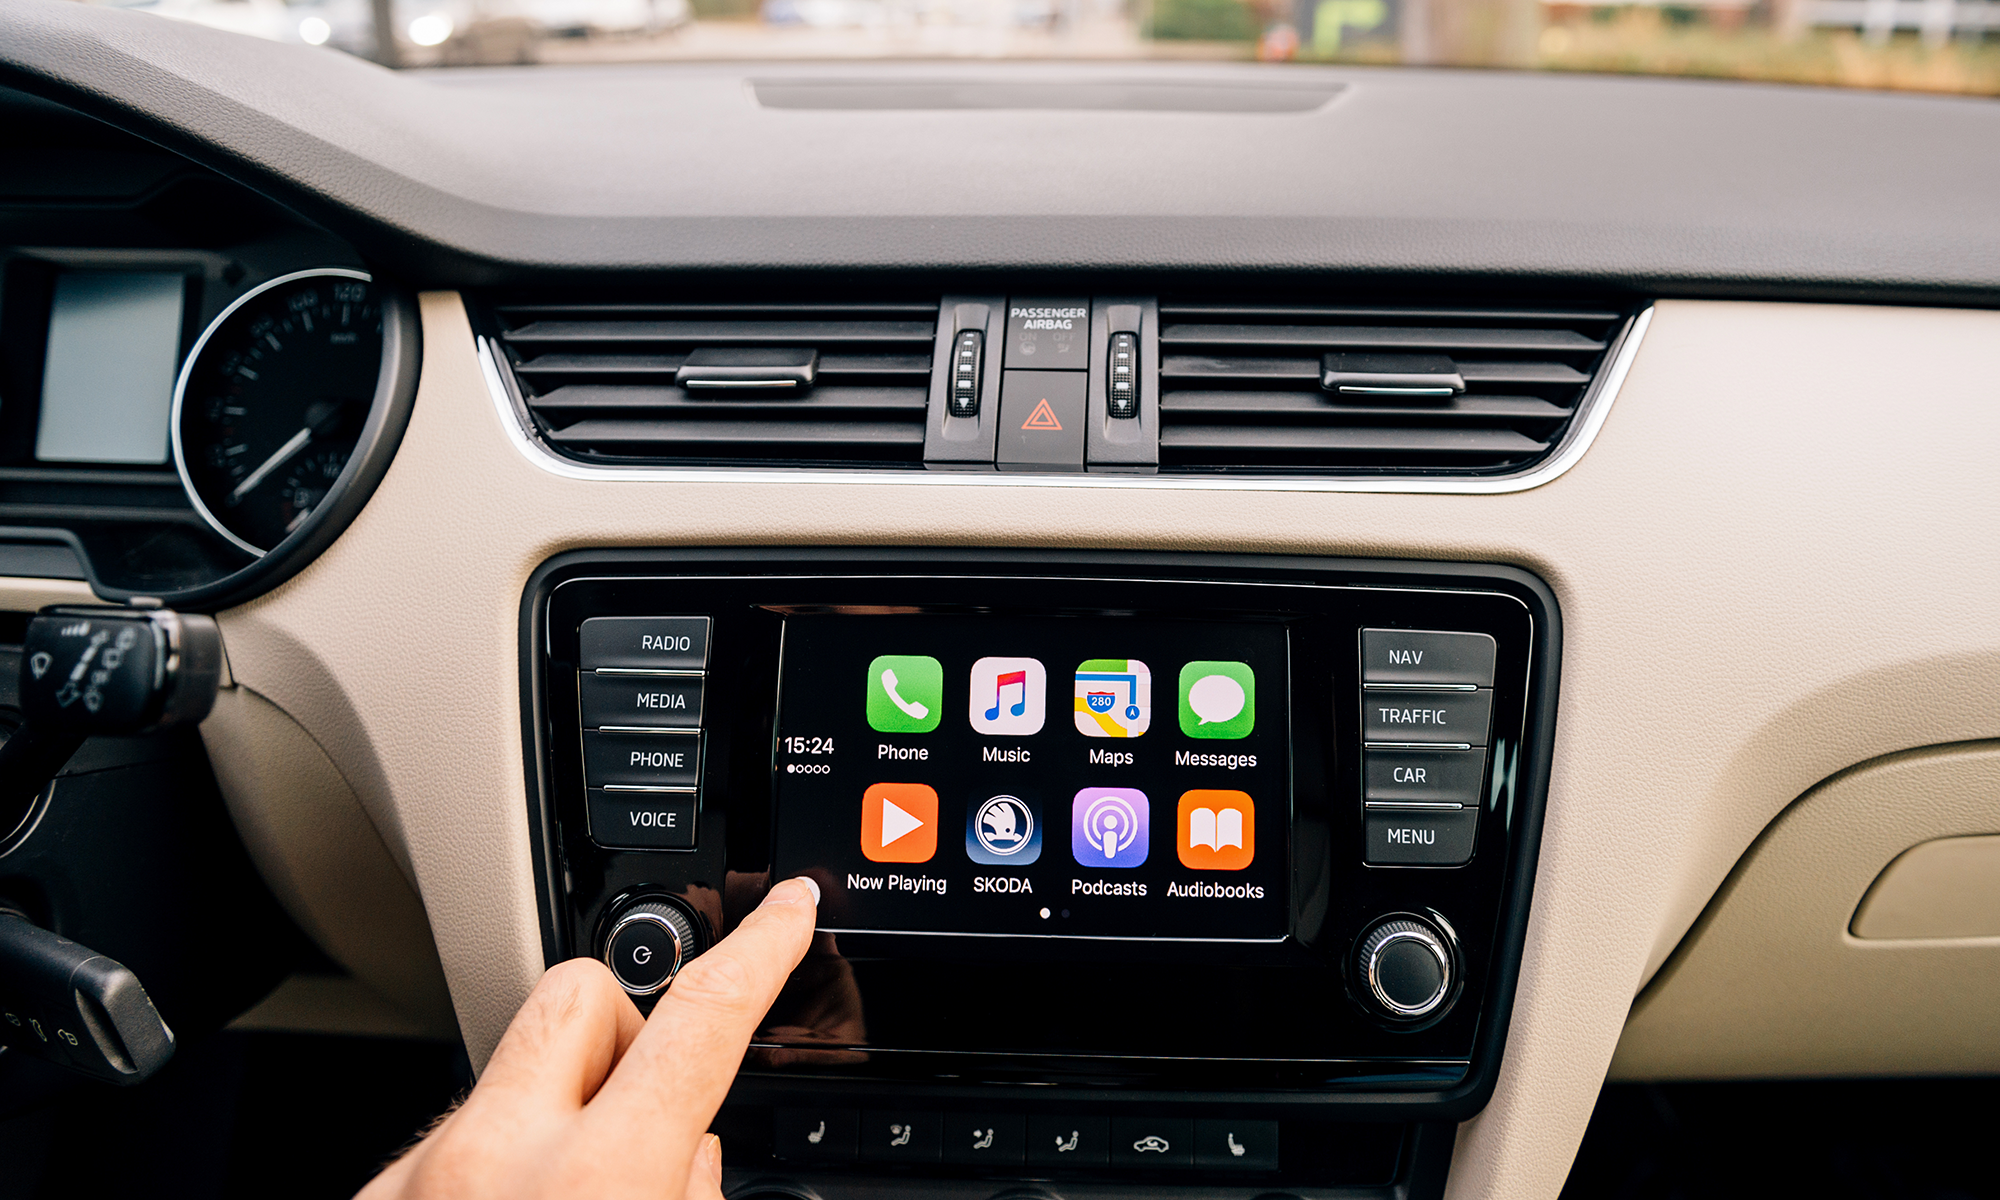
[1364,748,1486,805]
[1365,807,1478,866]
[949,329,983,417]
[1357,916,1455,1019]
[1360,628,1496,687]
[775,1108,858,1162]
[1026,1115,1110,1167]
[580,674,703,729]
[587,790,696,850]
[603,900,703,996]
[1363,688,1493,746]
[860,1110,942,1162]
[584,730,700,788]
[578,616,709,671]
[1107,331,1139,419]
[942,1113,1026,1165]
[1111,1117,1192,1167]
[1193,1119,1279,1170]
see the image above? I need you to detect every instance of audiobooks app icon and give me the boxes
[862,782,939,864]
[1176,790,1255,871]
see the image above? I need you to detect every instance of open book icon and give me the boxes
[1186,806,1243,852]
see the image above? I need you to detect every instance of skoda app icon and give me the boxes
[1071,788,1149,868]
[966,794,1042,866]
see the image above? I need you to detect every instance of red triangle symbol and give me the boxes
[1021,398,1064,431]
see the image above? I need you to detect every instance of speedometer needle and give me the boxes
[231,426,313,501]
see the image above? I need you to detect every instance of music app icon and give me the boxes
[968,657,1046,735]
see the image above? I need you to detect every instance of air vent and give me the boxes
[487,301,938,468]
[1155,303,1631,475]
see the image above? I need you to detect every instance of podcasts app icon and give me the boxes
[1071,788,1149,868]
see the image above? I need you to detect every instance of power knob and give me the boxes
[603,900,704,997]
[1356,915,1456,1020]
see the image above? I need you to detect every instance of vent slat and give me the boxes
[1161,425,1548,454]
[1159,324,1605,354]
[514,353,932,378]
[1158,357,1592,387]
[1157,304,1625,324]
[1162,391,1573,422]
[544,419,927,448]
[529,385,930,413]
[504,320,935,346]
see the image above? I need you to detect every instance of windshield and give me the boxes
[104,0,2000,93]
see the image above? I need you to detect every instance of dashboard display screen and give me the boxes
[36,272,184,465]
[771,613,1291,943]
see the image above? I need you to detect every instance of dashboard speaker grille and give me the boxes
[486,301,938,468]
[1154,302,1632,475]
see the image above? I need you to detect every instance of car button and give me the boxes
[1365,807,1479,866]
[1360,628,1496,686]
[1026,1115,1110,1167]
[941,1113,1026,1165]
[583,730,700,788]
[859,1110,942,1162]
[587,790,696,850]
[1363,688,1493,746]
[1193,1118,1279,1170]
[1111,1117,1192,1168]
[775,1108,858,1162]
[578,616,709,671]
[1364,748,1487,805]
[580,673,703,729]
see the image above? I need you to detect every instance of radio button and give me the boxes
[1363,688,1492,746]
[1193,1118,1279,1170]
[587,790,696,850]
[1111,1117,1192,1168]
[860,1110,942,1162]
[1026,1114,1110,1167]
[1365,808,1478,866]
[579,616,709,671]
[775,1107,858,1162]
[1364,749,1486,805]
[1361,629,1496,687]
[580,673,703,729]
[584,730,700,788]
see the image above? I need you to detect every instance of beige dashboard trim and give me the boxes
[474,307,1653,496]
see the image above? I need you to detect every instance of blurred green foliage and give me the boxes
[691,0,760,17]
[1148,0,1259,41]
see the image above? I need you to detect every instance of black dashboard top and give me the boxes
[3,0,1999,303]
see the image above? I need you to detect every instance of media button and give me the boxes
[775,1107,857,1162]
[1193,1118,1279,1170]
[578,616,709,671]
[583,730,700,788]
[860,1110,942,1162]
[1363,688,1493,746]
[1111,1117,1192,1168]
[580,673,702,729]
[1026,1115,1110,1167]
[941,1113,1026,1166]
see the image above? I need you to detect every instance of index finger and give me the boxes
[581,877,820,1157]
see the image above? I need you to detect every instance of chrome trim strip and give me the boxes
[1362,682,1479,692]
[590,668,705,678]
[1364,741,1475,751]
[477,303,1652,495]
[1363,800,1468,810]
[601,785,699,794]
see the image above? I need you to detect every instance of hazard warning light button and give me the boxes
[996,370,1086,471]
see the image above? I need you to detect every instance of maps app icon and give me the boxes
[1074,659,1150,738]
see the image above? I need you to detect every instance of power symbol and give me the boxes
[632,945,654,965]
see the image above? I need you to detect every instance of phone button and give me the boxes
[1193,1118,1279,1170]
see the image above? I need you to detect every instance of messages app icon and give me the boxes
[867,655,942,733]
[1178,661,1255,740]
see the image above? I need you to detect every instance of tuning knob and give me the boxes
[602,899,703,997]
[1356,915,1456,1020]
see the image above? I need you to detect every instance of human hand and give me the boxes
[357,877,821,1200]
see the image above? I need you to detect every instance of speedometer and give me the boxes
[172,269,389,557]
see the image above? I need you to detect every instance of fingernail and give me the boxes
[702,1133,723,1184]
[766,876,820,907]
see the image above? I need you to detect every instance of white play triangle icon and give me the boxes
[878,798,924,847]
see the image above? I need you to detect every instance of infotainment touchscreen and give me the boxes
[771,614,1290,942]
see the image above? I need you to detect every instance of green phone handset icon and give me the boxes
[866,655,943,733]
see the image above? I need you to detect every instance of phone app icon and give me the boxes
[1074,659,1151,739]
[969,657,1046,735]
[1177,790,1255,871]
[1178,661,1255,740]
[966,793,1042,865]
[1071,788,1149,868]
[861,782,939,864]
[866,655,942,734]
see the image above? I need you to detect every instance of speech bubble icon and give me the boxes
[1188,674,1246,725]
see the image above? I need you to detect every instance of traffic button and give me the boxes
[1363,689,1493,746]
